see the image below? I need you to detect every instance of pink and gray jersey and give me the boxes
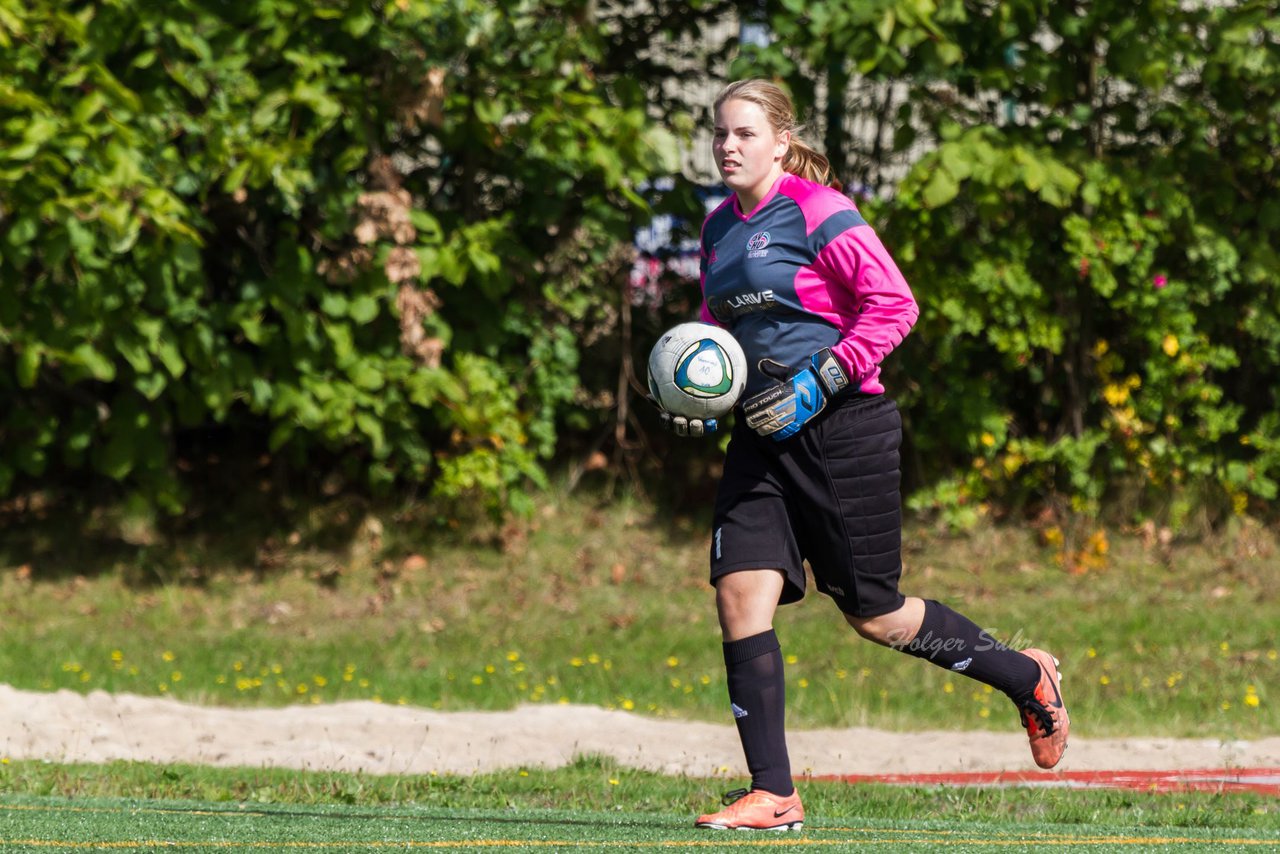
[699,172,918,397]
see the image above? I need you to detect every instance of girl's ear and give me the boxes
[774,129,791,161]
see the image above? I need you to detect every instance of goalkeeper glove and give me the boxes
[659,411,718,437]
[742,348,850,440]
[646,395,719,437]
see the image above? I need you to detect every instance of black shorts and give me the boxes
[709,393,906,618]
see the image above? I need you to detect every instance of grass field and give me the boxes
[3,799,1276,852]
[2,759,1278,852]
[1,488,1276,738]
[1,488,1278,851]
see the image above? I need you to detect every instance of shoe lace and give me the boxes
[1018,693,1057,736]
[720,788,750,807]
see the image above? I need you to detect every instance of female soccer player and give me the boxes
[668,79,1069,832]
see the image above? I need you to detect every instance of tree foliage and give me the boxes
[2,0,1277,530]
[735,0,1280,528]
[0,0,673,517]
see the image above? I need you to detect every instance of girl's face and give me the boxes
[713,98,789,212]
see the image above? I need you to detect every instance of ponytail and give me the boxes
[784,137,841,191]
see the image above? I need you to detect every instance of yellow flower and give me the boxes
[621,699,635,711]
[980,432,996,448]
[1088,529,1109,555]
[1162,334,1179,357]
[1103,383,1130,406]
[666,656,679,668]
[609,778,620,786]
[162,651,175,662]
[506,651,520,662]
[1100,675,1111,685]
[798,679,809,688]
[785,655,798,665]
[1245,694,1261,708]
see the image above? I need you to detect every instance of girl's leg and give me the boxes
[844,596,1069,768]
[716,568,793,796]
[843,596,1040,698]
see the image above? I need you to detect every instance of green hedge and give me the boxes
[739,0,1280,529]
[3,0,1277,530]
[0,0,673,517]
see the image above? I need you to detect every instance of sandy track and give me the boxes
[3,685,1278,778]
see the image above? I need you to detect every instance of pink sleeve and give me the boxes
[814,225,919,383]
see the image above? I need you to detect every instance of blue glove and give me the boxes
[742,349,850,440]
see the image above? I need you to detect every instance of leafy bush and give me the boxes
[0,0,674,517]
[737,0,1280,529]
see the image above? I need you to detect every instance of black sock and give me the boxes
[723,629,793,797]
[896,600,1040,700]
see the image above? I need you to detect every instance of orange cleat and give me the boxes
[1018,648,1070,769]
[695,788,804,831]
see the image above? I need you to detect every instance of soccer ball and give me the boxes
[647,322,747,420]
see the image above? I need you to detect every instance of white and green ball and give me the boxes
[647,322,747,420]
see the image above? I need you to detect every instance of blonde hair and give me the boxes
[713,79,840,190]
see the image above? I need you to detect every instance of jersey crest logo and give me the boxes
[746,231,771,251]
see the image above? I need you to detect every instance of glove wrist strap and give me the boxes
[811,348,851,398]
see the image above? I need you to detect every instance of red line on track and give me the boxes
[817,767,1280,795]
